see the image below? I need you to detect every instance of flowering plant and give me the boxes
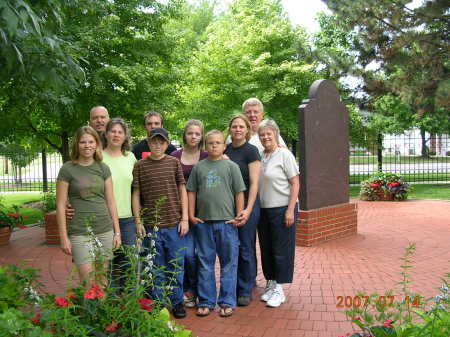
[339,244,450,337]
[0,205,25,230]
[359,172,410,201]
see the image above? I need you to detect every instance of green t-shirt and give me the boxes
[187,159,246,221]
[102,151,137,218]
[57,161,113,236]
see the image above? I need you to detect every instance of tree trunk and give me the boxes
[420,127,429,158]
[60,131,71,163]
[42,148,48,192]
[377,133,383,172]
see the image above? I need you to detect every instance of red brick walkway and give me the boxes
[1,199,450,337]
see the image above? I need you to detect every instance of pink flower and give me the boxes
[31,313,41,325]
[84,284,105,299]
[55,296,69,307]
[138,298,154,311]
[105,320,120,332]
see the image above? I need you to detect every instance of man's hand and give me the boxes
[65,203,75,220]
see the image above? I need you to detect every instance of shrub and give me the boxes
[41,191,56,213]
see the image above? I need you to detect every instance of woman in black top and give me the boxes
[224,114,261,306]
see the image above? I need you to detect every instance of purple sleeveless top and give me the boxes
[170,149,208,181]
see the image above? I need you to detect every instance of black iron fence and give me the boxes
[0,150,62,192]
[1,131,449,192]
[349,131,450,185]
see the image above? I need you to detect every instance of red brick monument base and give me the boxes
[296,203,357,247]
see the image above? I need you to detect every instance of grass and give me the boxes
[349,172,450,185]
[0,182,56,192]
[350,184,450,200]
[0,192,44,226]
[350,155,450,165]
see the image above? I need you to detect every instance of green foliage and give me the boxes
[0,264,41,312]
[359,172,410,201]
[0,308,51,337]
[41,190,56,213]
[180,0,319,142]
[319,0,449,135]
[0,203,24,229]
[1,0,185,161]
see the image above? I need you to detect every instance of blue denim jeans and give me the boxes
[195,221,239,308]
[111,217,137,289]
[142,226,185,306]
[237,197,260,298]
[183,228,198,295]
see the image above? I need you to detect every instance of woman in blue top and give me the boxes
[224,114,261,306]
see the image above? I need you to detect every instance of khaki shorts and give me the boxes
[69,230,114,265]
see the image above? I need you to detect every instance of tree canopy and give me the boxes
[179,0,319,143]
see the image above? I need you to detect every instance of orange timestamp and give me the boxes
[336,295,422,308]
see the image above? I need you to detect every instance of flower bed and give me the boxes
[360,172,411,201]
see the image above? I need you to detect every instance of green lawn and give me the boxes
[350,155,450,165]
[350,184,450,200]
[349,172,450,185]
[1,192,44,226]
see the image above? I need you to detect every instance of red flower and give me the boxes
[370,183,380,188]
[384,319,394,328]
[7,213,20,218]
[17,224,27,229]
[105,320,120,332]
[31,313,41,325]
[55,296,69,307]
[138,298,154,311]
[67,293,76,300]
[351,316,361,321]
[84,284,105,299]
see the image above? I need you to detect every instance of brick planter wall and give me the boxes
[296,203,357,247]
[45,211,60,245]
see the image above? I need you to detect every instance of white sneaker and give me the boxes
[261,280,276,302]
[266,284,286,307]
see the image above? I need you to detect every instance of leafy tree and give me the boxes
[319,0,450,156]
[180,0,319,143]
[1,0,184,161]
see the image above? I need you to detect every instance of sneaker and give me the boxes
[237,296,251,306]
[266,284,286,308]
[261,280,276,302]
[183,292,196,308]
[172,303,186,319]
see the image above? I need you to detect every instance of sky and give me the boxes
[281,0,329,33]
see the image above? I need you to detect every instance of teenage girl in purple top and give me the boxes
[170,119,207,308]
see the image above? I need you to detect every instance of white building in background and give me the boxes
[382,128,450,156]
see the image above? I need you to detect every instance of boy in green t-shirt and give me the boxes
[187,130,246,317]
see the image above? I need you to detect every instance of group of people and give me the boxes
[56,98,300,320]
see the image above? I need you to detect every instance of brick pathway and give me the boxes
[1,199,449,337]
